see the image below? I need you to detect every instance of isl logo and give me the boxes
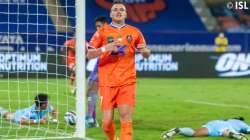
[227,1,249,10]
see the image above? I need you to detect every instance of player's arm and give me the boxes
[136,30,150,58]
[51,109,58,120]
[64,38,75,48]
[19,118,46,125]
[137,44,150,58]
[19,118,35,125]
[87,41,120,59]
[48,105,59,123]
[87,30,120,59]
[18,112,43,125]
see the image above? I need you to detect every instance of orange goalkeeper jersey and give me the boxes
[64,39,91,65]
[64,38,76,65]
[90,23,146,87]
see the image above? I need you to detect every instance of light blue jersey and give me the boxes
[226,119,250,133]
[202,120,235,136]
[13,104,53,123]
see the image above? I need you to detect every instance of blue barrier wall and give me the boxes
[86,0,206,33]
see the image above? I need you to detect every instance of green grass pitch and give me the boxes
[0,78,250,140]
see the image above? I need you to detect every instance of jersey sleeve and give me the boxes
[240,122,250,133]
[21,112,31,120]
[135,30,146,48]
[246,126,250,133]
[89,30,103,49]
[47,105,54,113]
[13,110,31,123]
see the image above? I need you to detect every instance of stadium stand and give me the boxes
[206,0,250,32]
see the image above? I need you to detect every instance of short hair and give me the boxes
[112,1,126,11]
[95,16,108,24]
[233,117,245,121]
[34,93,48,107]
[224,116,245,122]
[113,0,125,4]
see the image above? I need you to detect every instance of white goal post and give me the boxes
[75,0,86,138]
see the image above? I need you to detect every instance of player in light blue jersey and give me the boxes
[161,117,249,140]
[86,16,108,128]
[226,117,250,134]
[0,93,58,125]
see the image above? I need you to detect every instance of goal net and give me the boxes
[0,0,86,139]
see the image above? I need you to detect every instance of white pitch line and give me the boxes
[185,100,250,109]
[0,123,72,137]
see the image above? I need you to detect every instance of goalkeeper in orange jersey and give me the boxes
[64,37,76,94]
[87,1,150,140]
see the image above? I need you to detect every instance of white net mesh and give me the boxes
[0,0,78,139]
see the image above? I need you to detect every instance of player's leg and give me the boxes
[69,63,76,94]
[192,127,209,136]
[4,112,14,121]
[86,68,98,127]
[223,129,248,140]
[102,109,117,140]
[99,86,118,140]
[86,80,98,127]
[117,84,136,140]
[0,107,13,122]
[118,105,133,140]
[0,107,8,119]
[161,128,180,138]
[161,127,208,138]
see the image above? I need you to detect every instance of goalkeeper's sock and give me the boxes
[120,121,133,140]
[87,90,97,118]
[179,128,195,136]
[102,121,116,140]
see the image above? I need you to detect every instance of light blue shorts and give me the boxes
[202,120,235,136]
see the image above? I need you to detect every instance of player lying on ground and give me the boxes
[0,93,58,125]
[161,117,249,140]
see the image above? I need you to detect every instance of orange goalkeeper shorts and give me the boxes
[99,83,136,111]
